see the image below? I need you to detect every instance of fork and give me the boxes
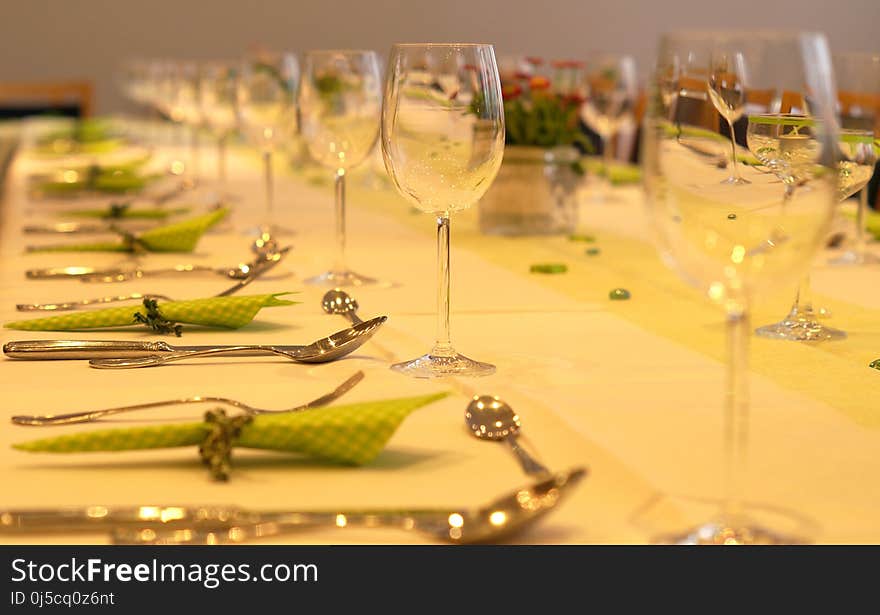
[11,370,365,426]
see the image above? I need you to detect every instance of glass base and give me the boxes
[721,175,751,185]
[655,520,808,545]
[391,350,496,379]
[828,250,880,266]
[755,315,846,341]
[304,269,380,287]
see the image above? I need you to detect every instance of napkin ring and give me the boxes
[198,409,253,481]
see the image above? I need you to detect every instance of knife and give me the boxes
[3,340,308,360]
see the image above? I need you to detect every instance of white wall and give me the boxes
[2,0,878,113]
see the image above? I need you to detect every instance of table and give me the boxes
[1,138,878,544]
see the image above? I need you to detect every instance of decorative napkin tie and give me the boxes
[5,292,297,331]
[13,392,449,480]
[27,207,228,253]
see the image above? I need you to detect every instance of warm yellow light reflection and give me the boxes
[86,506,108,519]
[62,170,79,183]
[731,245,745,264]
[489,511,507,526]
[447,513,464,528]
[335,514,347,528]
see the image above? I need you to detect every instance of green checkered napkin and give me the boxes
[13,392,449,465]
[583,158,642,185]
[28,207,228,253]
[5,292,297,331]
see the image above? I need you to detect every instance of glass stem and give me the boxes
[856,188,868,259]
[262,149,274,230]
[217,133,227,193]
[727,118,740,181]
[334,169,346,274]
[189,125,200,183]
[788,275,814,320]
[602,132,615,188]
[722,308,750,525]
[434,213,452,355]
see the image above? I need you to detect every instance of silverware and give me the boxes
[321,289,364,325]
[16,246,291,311]
[465,395,550,478]
[86,316,388,369]
[12,370,364,426]
[0,468,583,544]
[24,222,155,235]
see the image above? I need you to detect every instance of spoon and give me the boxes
[107,467,586,545]
[86,316,388,369]
[321,289,364,325]
[465,395,551,478]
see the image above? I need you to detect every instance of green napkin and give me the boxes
[582,158,642,185]
[66,205,192,220]
[13,392,449,466]
[38,168,159,195]
[5,292,297,331]
[28,207,228,253]
[844,208,880,240]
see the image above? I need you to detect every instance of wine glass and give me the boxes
[381,43,504,378]
[199,61,238,198]
[581,54,637,196]
[829,52,880,266]
[298,50,382,286]
[644,31,839,543]
[708,50,750,184]
[237,52,300,236]
[750,117,875,341]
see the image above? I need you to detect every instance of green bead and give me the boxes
[609,288,631,300]
[727,213,737,220]
[530,263,568,274]
[870,359,880,370]
[568,233,596,243]
[585,247,601,256]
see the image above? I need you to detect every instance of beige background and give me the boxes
[1,0,878,113]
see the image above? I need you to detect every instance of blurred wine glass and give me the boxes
[644,31,839,543]
[199,61,238,198]
[381,43,505,377]
[237,52,300,236]
[299,50,382,286]
[708,50,750,184]
[581,54,637,197]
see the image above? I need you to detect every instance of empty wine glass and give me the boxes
[382,43,505,378]
[299,50,382,286]
[644,31,839,543]
[581,54,637,197]
[829,52,880,266]
[708,50,750,184]
[751,117,875,341]
[199,61,238,198]
[237,52,299,236]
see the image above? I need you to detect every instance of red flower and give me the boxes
[529,76,551,90]
[562,93,586,105]
[502,84,523,100]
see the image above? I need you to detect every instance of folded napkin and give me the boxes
[28,207,228,253]
[583,158,642,185]
[38,168,160,195]
[13,392,449,466]
[5,292,297,331]
[66,204,192,220]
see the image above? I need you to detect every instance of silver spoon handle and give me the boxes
[16,293,170,312]
[12,370,365,426]
[506,435,551,478]
[89,345,304,369]
[80,265,218,283]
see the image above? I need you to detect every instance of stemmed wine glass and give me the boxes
[581,54,638,198]
[708,50,750,184]
[381,43,505,378]
[237,52,299,236]
[644,31,839,543]
[298,50,382,286]
[750,117,875,341]
[829,52,880,266]
[199,61,238,199]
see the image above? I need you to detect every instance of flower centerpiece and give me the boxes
[479,57,592,236]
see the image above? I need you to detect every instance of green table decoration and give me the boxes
[609,288,631,300]
[66,203,191,220]
[530,263,568,274]
[582,158,643,185]
[13,392,450,480]
[26,207,228,253]
[5,292,298,331]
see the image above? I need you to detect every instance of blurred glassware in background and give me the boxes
[581,54,638,200]
[299,49,382,286]
[644,31,839,543]
[382,43,504,377]
[828,52,880,266]
[199,61,239,199]
[237,51,300,237]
